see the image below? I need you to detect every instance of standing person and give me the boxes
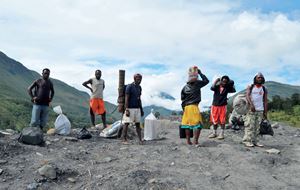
[28,68,54,129]
[82,70,107,128]
[209,76,236,139]
[243,72,268,147]
[122,73,144,145]
[181,66,209,145]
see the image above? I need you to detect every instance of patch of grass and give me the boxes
[269,105,300,128]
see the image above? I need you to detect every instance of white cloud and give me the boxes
[0,0,300,110]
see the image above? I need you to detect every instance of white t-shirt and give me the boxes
[250,85,264,111]
[90,78,104,99]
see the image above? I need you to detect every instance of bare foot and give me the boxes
[139,141,144,145]
[122,140,130,145]
[187,141,192,145]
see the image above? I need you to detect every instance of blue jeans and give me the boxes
[30,105,49,129]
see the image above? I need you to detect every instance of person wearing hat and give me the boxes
[121,73,144,145]
[181,66,209,145]
[243,72,268,147]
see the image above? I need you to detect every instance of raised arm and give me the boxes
[82,79,93,93]
[198,69,209,87]
[211,78,220,91]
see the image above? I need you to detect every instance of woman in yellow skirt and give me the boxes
[181,66,209,145]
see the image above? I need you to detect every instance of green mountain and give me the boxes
[143,105,177,118]
[0,51,121,130]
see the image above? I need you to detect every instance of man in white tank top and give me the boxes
[243,73,268,147]
[82,70,107,128]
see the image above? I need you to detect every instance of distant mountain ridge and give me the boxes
[156,92,176,101]
[228,81,300,106]
[1,51,299,130]
[0,51,121,130]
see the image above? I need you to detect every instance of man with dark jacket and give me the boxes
[181,66,209,145]
[28,68,54,129]
[209,76,236,139]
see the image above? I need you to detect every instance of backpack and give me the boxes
[76,127,92,139]
[259,120,274,136]
[179,125,193,138]
[18,127,44,145]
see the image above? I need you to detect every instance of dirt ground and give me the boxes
[0,121,300,190]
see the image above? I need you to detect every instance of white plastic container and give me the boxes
[144,109,159,140]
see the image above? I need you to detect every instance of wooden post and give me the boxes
[117,70,125,113]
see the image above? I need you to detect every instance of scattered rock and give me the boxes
[148,178,157,184]
[36,152,43,157]
[26,182,39,190]
[171,147,178,151]
[0,131,11,136]
[45,141,51,146]
[265,148,281,154]
[65,137,78,142]
[52,138,60,142]
[271,122,280,129]
[204,171,212,176]
[104,157,113,163]
[120,147,128,150]
[5,129,16,134]
[67,177,76,183]
[0,169,3,175]
[38,164,57,179]
[96,175,104,179]
[0,160,8,165]
[35,177,47,183]
[170,162,175,166]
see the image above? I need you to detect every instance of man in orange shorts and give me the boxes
[209,76,235,139]
[82,70,107,128]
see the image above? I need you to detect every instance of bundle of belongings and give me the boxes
[18,127,44,145]
[53,105,71,135]
[230,94,274,136]
[100,120,122,138]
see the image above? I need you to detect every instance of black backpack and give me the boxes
[77,127,92,139]
[260,120,274,136]
[18,127,44,145]
[179,125,193,138]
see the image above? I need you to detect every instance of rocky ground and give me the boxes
[0,121,300,190]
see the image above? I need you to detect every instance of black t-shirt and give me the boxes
[125,83,142,108]
[30,78,54,106]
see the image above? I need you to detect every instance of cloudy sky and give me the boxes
[1,0,300,110]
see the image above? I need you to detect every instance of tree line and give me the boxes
[268,93,300,113]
